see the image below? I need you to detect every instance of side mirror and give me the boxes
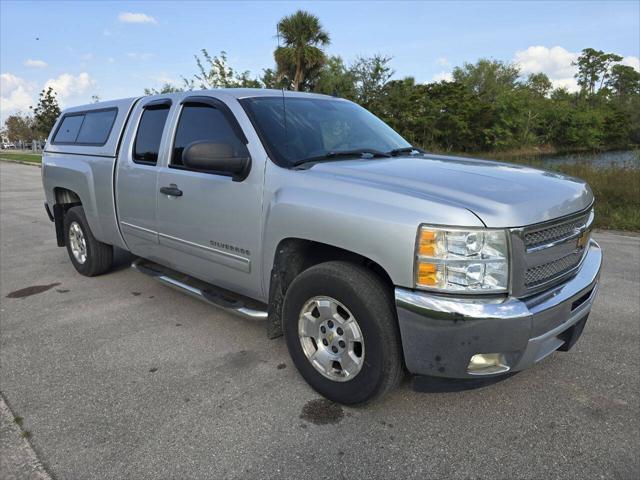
[182,141,250,181]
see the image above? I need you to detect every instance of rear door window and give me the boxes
[133,105,170,165]
[53,108,117,145]
[75,109,117,145]
[53,115,84,143]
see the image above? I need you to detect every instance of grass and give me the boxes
[0,151,42,164]
[12,415,31,439]
[553,163,640,231]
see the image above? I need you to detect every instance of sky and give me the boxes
[1,0,639,122]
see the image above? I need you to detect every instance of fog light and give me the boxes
[467,353,510,375]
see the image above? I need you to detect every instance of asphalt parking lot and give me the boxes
[1,161,639,479]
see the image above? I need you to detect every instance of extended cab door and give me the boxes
[155,95,264,299]
[115,98,173,258]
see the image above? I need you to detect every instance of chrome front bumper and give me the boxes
[395,239,602,378]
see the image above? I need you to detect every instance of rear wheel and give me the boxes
[63,206,113,277]
[283,261,403,404]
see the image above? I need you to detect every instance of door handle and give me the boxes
[160,186,183,197]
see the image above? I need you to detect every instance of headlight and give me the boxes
[415,226,509,293]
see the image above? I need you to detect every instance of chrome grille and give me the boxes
[511,207,594,296]
[524,212,591,250]
[525,250,584,287]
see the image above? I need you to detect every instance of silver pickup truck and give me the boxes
[41,89,602,404]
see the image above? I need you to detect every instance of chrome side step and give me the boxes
[131,259,268,320]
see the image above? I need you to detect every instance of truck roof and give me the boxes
[213,88,336,100]
[63,88,336,114]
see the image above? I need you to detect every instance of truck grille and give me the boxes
[524,212,591,251]
[525,250,584,287]
[511,207,594,296]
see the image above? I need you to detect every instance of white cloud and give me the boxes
[24,59,48,68]
[436,57,450,67]
[548,77,580,92]
[1,72,98,122]
[431,71,453,82]
[514,46,580,92]
[513,46,640,92]
[118,12,157,24]
[621,56,640,71]
[514,46,578,78]
[44,72,96,104]
[0,73,36,121]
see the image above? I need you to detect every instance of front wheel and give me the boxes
[63,206,113,277]
[283,261,403,404]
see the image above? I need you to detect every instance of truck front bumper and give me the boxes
[395,239,602,378]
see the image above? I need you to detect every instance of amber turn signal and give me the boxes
[418,230,437,256]
[417,262,438,286]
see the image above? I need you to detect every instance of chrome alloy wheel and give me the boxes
[68,221,87,264]
[298,296,365,382]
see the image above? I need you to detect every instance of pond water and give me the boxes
[539,150,639,169]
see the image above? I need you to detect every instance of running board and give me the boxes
[131,259,268,320]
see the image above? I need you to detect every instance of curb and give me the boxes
[0,158,42,168]
[0,394,53,480]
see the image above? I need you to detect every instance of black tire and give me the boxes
[283,261,403,404]
[63,206,113,277]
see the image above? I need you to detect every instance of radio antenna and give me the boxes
[276,23,289,156]
[281,87,289,157]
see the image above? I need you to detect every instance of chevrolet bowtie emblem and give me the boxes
[577,230,590,249]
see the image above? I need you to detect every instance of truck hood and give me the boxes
[306,154,593,228]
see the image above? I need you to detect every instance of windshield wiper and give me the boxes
[293,149,391,168]
[388,146,425,156]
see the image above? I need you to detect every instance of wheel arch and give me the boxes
[51,187,83,246]
[54,186,82,205]
[266,237,394,339]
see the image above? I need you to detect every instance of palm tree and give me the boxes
[275,10,330,91]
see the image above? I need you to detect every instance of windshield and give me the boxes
[240,96,412,168]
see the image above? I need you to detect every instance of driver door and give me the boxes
[155,95,264,299]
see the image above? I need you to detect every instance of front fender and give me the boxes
[261,178,483,296]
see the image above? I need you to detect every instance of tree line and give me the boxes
[146,10,640,153]
[4,10,639,154]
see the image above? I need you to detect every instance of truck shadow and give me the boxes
[412,372,518,393]
[111,247,137,272]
